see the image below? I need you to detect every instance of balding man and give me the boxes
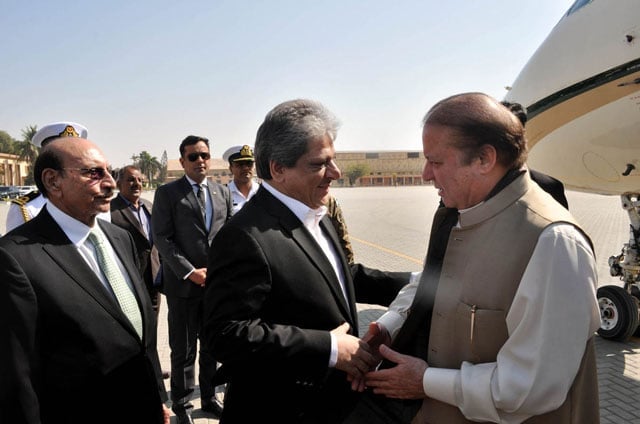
[346,93,600,424]
[6,121,110,233]
[0,138,169,423]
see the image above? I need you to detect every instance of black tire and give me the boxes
[631,285,640,338]
[597,285,639,342]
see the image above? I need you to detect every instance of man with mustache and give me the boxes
[0,137,170,423]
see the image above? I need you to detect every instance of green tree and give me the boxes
[0,130,17,153]
[15,125,39,184]
[15,140,38,164]
[132,150,161,186]
[345,162,370,186]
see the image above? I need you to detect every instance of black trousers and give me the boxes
[166,295,219,410]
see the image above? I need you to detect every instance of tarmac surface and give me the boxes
[2,185,639,423]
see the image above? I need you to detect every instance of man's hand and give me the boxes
[348,322,392,391]
[162,404,171,424]
[189,268,207,286]
[364,344,428,399]
[331,323,377,382]
[362,322,391,360]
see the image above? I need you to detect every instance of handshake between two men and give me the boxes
[331,321,428,400]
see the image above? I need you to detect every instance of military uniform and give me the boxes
[6,191,45,232]
[3,121,113,233]
[222,144,259,214]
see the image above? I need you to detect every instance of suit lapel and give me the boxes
[99,220,152,338]
[35,211,137,336]
[205,183,218,233]
[320,217,358,324]
[260,188,354,321]
[120,202,147,239]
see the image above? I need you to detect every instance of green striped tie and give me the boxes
[88,230,143,339]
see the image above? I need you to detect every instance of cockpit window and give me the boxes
[566,0,592,16]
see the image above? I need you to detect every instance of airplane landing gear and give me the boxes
[599,192,640,341]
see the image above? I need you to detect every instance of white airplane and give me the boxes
[504,0,640,341]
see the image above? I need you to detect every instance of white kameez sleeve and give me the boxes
[376,271,421,339]
[423,223,600,423]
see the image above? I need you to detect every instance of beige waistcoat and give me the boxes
[413,174,599,424]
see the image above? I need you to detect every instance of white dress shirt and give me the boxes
[46,202,136,299]
[228,180,259,214]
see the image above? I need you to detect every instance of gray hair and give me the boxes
[254,99,341,179]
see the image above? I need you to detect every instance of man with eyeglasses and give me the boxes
[6,121,111,233]
[0,137,170,423]
[152,135,233,424]
[222,144,259,214]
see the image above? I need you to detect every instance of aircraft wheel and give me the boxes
[632,285,640,338]
[597,285,639,342]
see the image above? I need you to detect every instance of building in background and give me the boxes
[164,151,425,187]
[335,150,424,187]
[0,153,29,186]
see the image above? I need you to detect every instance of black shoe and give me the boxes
[201,398,223,417]
[174,409,194,424]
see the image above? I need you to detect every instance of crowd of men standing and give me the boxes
[1,92,599,424]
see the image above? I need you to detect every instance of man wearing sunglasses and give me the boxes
[152,135,233,424]
[6,121,111,233]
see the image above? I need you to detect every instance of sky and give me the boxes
[1,0,575,168]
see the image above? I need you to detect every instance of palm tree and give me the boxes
[133,151,161,186]
[16,125,39,184]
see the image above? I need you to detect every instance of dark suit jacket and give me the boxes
[201,186,409,423]
[529,169,569,209]
[0,208,166,424]
[151,176,232,298]
[110,194,159,291]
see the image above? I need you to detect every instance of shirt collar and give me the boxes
[262,181,327,226]
[46,202,96,246]
[185,175,208,187]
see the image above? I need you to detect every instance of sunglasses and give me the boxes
[187,152,211,162]
[63,167,112,180]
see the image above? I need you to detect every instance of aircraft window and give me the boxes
[566,0,592,16]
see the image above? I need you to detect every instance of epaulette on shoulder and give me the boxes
[11,190,40,206]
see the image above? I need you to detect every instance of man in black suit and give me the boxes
[0,137,169,423]
[111,165,161,314]
[201,99,411,423]
[151,135,232,423]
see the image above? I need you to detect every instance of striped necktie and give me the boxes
[88,230,143,339]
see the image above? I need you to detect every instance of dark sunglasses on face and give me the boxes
[187,152,211,162]
[63,167,112,180]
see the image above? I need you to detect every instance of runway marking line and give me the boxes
[351,236,423,265]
